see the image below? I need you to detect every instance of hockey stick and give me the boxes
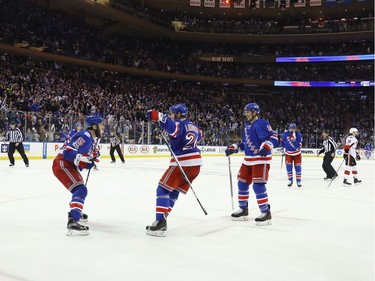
[281,153,284,169]
[157,123,208,215]
[85,137,101,186]
[227,155,234,210]
[327,158,345,188]
[85,168,91,186]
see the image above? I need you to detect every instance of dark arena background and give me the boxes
[0,0,374,281]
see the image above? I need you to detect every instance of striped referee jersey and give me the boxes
[5,127,24,143]
[319,136,337,154]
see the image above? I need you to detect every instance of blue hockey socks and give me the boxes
[69,185,88,221]
[253,183,269,213]
[286,163,293,182]
[156,185,171,220]
[238,181,249,209]
[295,164,302,184]
[169,190,180,214]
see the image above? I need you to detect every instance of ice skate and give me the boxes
[255,205,272,226]
[297,183,302,188]
[343,179,352,186]
[146,218,167,237]
[231,207,249,221]
[287,180,293,188]
[80,213,88,223]
[354,178,362,185]
[67,216,89,236]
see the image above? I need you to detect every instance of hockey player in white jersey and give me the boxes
[343,128,362,186]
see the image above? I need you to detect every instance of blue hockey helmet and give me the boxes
[289,123,297,129]
[86,114,103,126]
[244,103,260,114]
[170,103,188,117]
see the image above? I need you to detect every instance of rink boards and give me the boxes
[0,142,373,160]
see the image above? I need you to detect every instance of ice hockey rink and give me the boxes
[0,155,374,281]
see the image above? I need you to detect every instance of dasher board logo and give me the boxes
[128,145,138,154]
[140,146,149,154]
[153,146,169,154]
[24,144,30,153]
[1,144,8,153]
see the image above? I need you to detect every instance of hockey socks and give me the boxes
[286,163,293,182]
[253,183,269,213]
[155,185,171,221]
[69,185,87,221]
[295,164,302,186]
[237,181,249,209]
[168,190,180,215]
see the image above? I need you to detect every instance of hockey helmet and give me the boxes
[9,120,16,126]
[289,123,297,129]
[86,114,103,126]
[170,103,188,117]
[244,103,260,114]
[349,127,358,135]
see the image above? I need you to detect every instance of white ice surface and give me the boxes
[0,156,374,281]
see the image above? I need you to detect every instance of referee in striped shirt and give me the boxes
[5,121,29,167]
[317,129,337,180]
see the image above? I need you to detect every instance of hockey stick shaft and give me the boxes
[85,168,91,186]
[158,124,208,215]
[328,158,345,187]
[281,154,284,169]
[85,137,101,186]
[227,156,234,210]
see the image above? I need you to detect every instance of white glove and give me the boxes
[74,154,93,166]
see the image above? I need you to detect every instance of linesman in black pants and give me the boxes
[317,129,337,180]
[109,131,125,163]
[5,121,29,167]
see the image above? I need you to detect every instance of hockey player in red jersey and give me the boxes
[145,103,202,237]
[226,103,278,225]
[343,127,362,186]
[52,114,103,236]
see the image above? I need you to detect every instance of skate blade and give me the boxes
[231,216,249,221]
[79,218,88,223]
[66,229,89,236]
[255,220,272,226]
[146,230,166,237]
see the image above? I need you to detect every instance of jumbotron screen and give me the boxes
[274,81,375,87]
[276,54,375,63]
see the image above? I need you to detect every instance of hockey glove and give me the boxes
[259,141,273,157]
[146,110,167,123]
[356,154,361,161]
[225,144,238,157]
[74,153,96,166]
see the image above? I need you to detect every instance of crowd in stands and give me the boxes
[0,53,373,149]
[0,0,373,81]
[110,0,374,34]
[0,0,373,149]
